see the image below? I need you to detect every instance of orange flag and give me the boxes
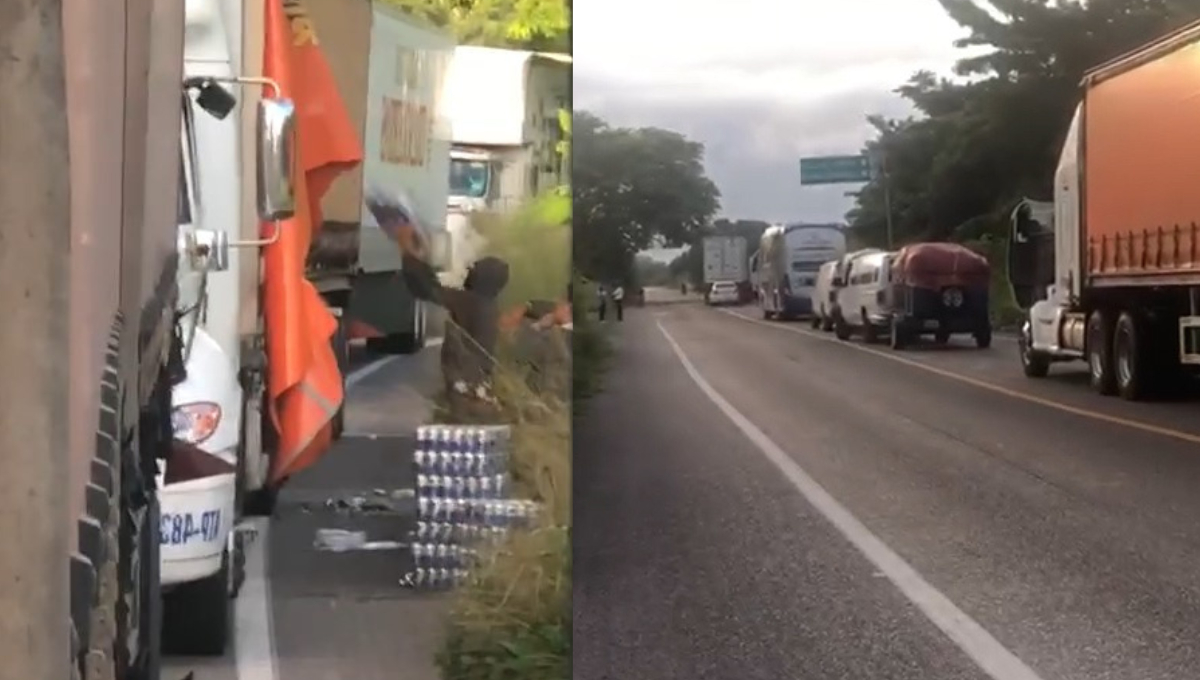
[262,0,363,484]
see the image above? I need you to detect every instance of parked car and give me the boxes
[811,260,839,331]
[834,250,893,343]
[706,280,740,306]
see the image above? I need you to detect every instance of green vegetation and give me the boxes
[844,0,1200,320]
[379,0,569,51]
[574,111,722,285]
[435,198,573,680]
[661,1,1200,320]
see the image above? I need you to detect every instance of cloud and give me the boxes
[576,73,918,222]
[571,0,979,223]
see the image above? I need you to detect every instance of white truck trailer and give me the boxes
[440,46,571,284]
[305,0,454,354]
[1009,19,1200,401]
[703,235,749,284]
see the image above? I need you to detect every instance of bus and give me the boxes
[758,223,847,320]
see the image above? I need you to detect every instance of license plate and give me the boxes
[160,509,222,546]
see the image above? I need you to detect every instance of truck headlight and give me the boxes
[172,402,221,444]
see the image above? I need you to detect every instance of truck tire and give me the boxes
[1087,310,1117,395]
[834,313,851,340]
[889,316,908,350]
[821,311,835,332]
[974,325,992,349]
[862,311,879,344]
[935,330,950,345]
[1113,311,1149,401]
[1019,322,1050,378]
[162,551,231,656]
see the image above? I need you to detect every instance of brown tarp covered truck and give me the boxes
[887,242,992,350]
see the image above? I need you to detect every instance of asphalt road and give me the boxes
[575,300,1200,680]
[165,339,443,680]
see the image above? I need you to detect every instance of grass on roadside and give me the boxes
[436,195,605,680]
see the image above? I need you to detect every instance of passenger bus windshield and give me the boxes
[450,160,490,198]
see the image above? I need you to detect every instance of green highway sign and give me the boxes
[800,154,873,185]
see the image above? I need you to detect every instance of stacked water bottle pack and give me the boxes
[405,424,540,590]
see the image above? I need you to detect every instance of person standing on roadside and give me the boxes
[613,283,626,321]
[597,283,608,321]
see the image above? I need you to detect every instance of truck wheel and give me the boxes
[1087,310,1117,395]
[935,330,950,345]
[162,551,231,656]
[1019,322,1050,378]
[863,311,878,344]
[1113,311,1149,401]
[974,325,992,349]
[834,313,851,341]
[890,317,908,350]
[821,312,834,332]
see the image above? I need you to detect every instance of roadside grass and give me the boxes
[436,196,604,680]
[963,236,1024,331]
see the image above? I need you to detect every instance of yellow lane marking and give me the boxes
[715,308,1200,447]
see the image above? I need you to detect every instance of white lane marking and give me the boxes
[656,319,1046,680]
[345,336,443,390]
[235,517,279,680]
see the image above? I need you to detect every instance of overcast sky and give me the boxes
[575,0,976,259]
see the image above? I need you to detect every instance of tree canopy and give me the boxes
[848,0,1200,249]
[574,111,721,284]
[380,0,570,52]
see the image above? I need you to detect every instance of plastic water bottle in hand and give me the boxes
[365,184,426,253]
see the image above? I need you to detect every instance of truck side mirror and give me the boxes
[256,96,297,222]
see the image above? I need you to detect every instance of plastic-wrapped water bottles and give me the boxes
[405,425,536,591]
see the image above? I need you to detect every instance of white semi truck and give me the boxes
[1009,20,1200,401]
[2,0,295,674]
[441,46,571,284]
[305,0,455,353]
[158,0,349,655]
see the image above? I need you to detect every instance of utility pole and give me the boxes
[869,149,896,248]
[880,152,895,249]
[0,0,73,677]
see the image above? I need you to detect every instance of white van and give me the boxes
[834,250,894,343]
[810,260,839,331]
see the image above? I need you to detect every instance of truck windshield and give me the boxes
[450,160,489,199]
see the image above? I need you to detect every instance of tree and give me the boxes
[634,255,674,287]
[574,111,722,283]
[848,0,1200,250]
[380,0,570,51]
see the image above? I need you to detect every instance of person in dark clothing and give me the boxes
[597,285,608,321]
[368,188,509,421]
[681,282,688,295]
[401,252,509,421]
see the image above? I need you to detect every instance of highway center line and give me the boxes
[656,319,1047,680]
[717,308,1200,447]
[345,336,443,390]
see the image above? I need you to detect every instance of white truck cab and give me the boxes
[158,0,296,654]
